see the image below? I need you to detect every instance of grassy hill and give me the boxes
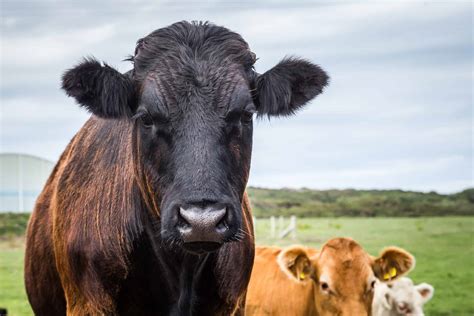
[247,187,474,217]
[0,189,472,237]
[0,188,472,239]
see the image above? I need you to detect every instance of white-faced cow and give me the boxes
[372,277,434,316]
[246,238,415,316]
[24,21,329,315]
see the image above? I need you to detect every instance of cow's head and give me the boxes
[61,21,328,254]
[277,238,415,316]
[375,277,434,316]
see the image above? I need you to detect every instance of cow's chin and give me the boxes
[182,241,223,254]
[159,228,227,255]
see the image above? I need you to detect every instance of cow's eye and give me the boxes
[139,113,154,128]
[371,280,376,289]
[134,111,169,129]
[320,282,330,292]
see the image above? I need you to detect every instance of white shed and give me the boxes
[0,153,54,212]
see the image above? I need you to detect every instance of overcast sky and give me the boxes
[1,1,472,193]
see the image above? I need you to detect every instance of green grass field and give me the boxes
[1,216,473,315]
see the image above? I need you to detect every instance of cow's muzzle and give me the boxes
[175,202,236,253]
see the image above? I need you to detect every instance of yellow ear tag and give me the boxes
[383,267,397,280]
[299,272,306,280]
[390,267,397,277]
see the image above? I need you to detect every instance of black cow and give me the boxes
[24,21,329,315]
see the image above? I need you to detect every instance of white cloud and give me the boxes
[0,1,472,193]
[2,24,117,68]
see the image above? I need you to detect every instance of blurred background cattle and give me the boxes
[373,277,434,316]
[246,238,416,315]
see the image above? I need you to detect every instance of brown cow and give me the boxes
[24,21,329,315]
[246,238,415,316]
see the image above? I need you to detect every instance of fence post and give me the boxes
[290,215,297,240]
[278,216,284,233]
[278,215,297,239]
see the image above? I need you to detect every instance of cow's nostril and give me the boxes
[177,210,192,230]
[398,302,408,311]
[216,216,229,233]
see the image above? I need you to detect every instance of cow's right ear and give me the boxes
[372,247,415,282]
[416,283,434,303]
[253,57,329,117]
[62,58,137,119]
[277,246,314,282]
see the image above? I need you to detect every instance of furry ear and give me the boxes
[416,283,434,303]
[254,57,329,117]
[372,247,415,282]
[62,58,137,118]
[277,245,314,282]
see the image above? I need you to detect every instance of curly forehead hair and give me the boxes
[130,21,257,78]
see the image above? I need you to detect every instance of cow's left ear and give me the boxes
[62,58,137,119]
[277,246,315,282]
[254,57,329,117]
[372,247,415,282]
[415,283,434,303]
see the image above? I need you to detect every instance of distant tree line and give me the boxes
[247,187,474,218]
[1,188,473,237]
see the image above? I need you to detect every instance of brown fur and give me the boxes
[25,117,255,315]
[246,246,318,315]
[246,238,415,316]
